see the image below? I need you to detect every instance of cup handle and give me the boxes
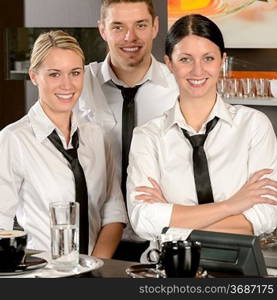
[147,248,160,263]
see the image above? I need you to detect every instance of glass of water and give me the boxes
[49,201,79,272]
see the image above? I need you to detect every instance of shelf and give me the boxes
[9,71,29,80]
[224,98,277,106]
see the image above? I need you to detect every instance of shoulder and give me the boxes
[0,115,30,139]
[84,61,99,77]
[230,104,275,139]
[78,117,105,141]
[153,59,174,79]
[0,116,31,153]
[232,104,272,125]
[133,113,167,139]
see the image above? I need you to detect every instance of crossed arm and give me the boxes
[134,169,277,235]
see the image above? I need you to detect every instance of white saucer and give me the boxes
[0,253,103,278]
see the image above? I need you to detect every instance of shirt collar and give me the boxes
[28,100,79,144]
[164,95,234,134]
[99,53,170,88]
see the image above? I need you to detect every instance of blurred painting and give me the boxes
[168,0,277,48]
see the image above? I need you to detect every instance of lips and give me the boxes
[55,93,74,101]
[122,47,139,52]
[120,45,142,54]
[187,78,207,87]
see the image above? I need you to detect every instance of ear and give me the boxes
[164,55,173,73]
[98,20,107,41]
[29,70,38,86]
[152,16,159,40]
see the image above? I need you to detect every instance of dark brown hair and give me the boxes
[100,0,155,22]
[165,14,225,59]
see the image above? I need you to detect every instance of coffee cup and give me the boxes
[0,230,27,271]
[148,240,201,278]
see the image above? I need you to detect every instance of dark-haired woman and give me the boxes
[127,14,277,243]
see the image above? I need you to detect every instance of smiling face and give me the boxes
[29,48,84,120]
[165,34,224,101]
[99,2,158,69]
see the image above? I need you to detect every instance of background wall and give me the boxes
[1,0,276,134]
[0,0,25,129]
[24,0,167,61]
[23,0,168,111]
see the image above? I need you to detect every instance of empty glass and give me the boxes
[254,78,270,98]
[227,78,242,98]
[217,78,229,99]
[270,79,277,98]
[240,78,255,98]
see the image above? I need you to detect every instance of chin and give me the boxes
[127,57,145,68]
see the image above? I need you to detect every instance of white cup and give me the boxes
[49,201,79,271]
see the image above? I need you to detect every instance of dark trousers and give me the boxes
[113,240,150,262]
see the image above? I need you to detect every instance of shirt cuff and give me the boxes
[243,204,277,236]
[130,202,174,240]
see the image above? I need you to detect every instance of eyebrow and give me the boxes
[178,52,216,56]
[110,19,150,25]
[46,67,83,72]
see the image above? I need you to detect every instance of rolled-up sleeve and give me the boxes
[127,126,173,240]
[0,129,23,230]
[243,112,277,235]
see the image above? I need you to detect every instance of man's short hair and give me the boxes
[100,0,155,22]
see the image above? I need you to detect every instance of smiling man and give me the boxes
[78,0,178,262]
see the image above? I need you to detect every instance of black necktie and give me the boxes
[116,84,141,201]
[48,129,89,254]
[181,117,219,204]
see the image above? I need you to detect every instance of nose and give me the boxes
[60,75,73,90]
[124,27,137,42]
[191,60,204,77]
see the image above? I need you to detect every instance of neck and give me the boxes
[179,93,217,132]
[40,102,72,144]
[55,117,71,145]
[110,55,152,87]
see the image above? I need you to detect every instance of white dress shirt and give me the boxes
[78,54,179,181]
[0,101,127,253]
[127,96,277,240]
[78,54,179,241]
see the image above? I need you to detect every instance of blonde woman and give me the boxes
[0,30,127,257]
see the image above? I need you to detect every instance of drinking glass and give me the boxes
[227,78,242,98]
[270,79,277,98]
[49,201,79,271]
[254,78,270,98]
[240,78,255,98]
[217,78,229,99]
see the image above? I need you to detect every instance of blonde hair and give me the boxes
[29,30,85,71]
